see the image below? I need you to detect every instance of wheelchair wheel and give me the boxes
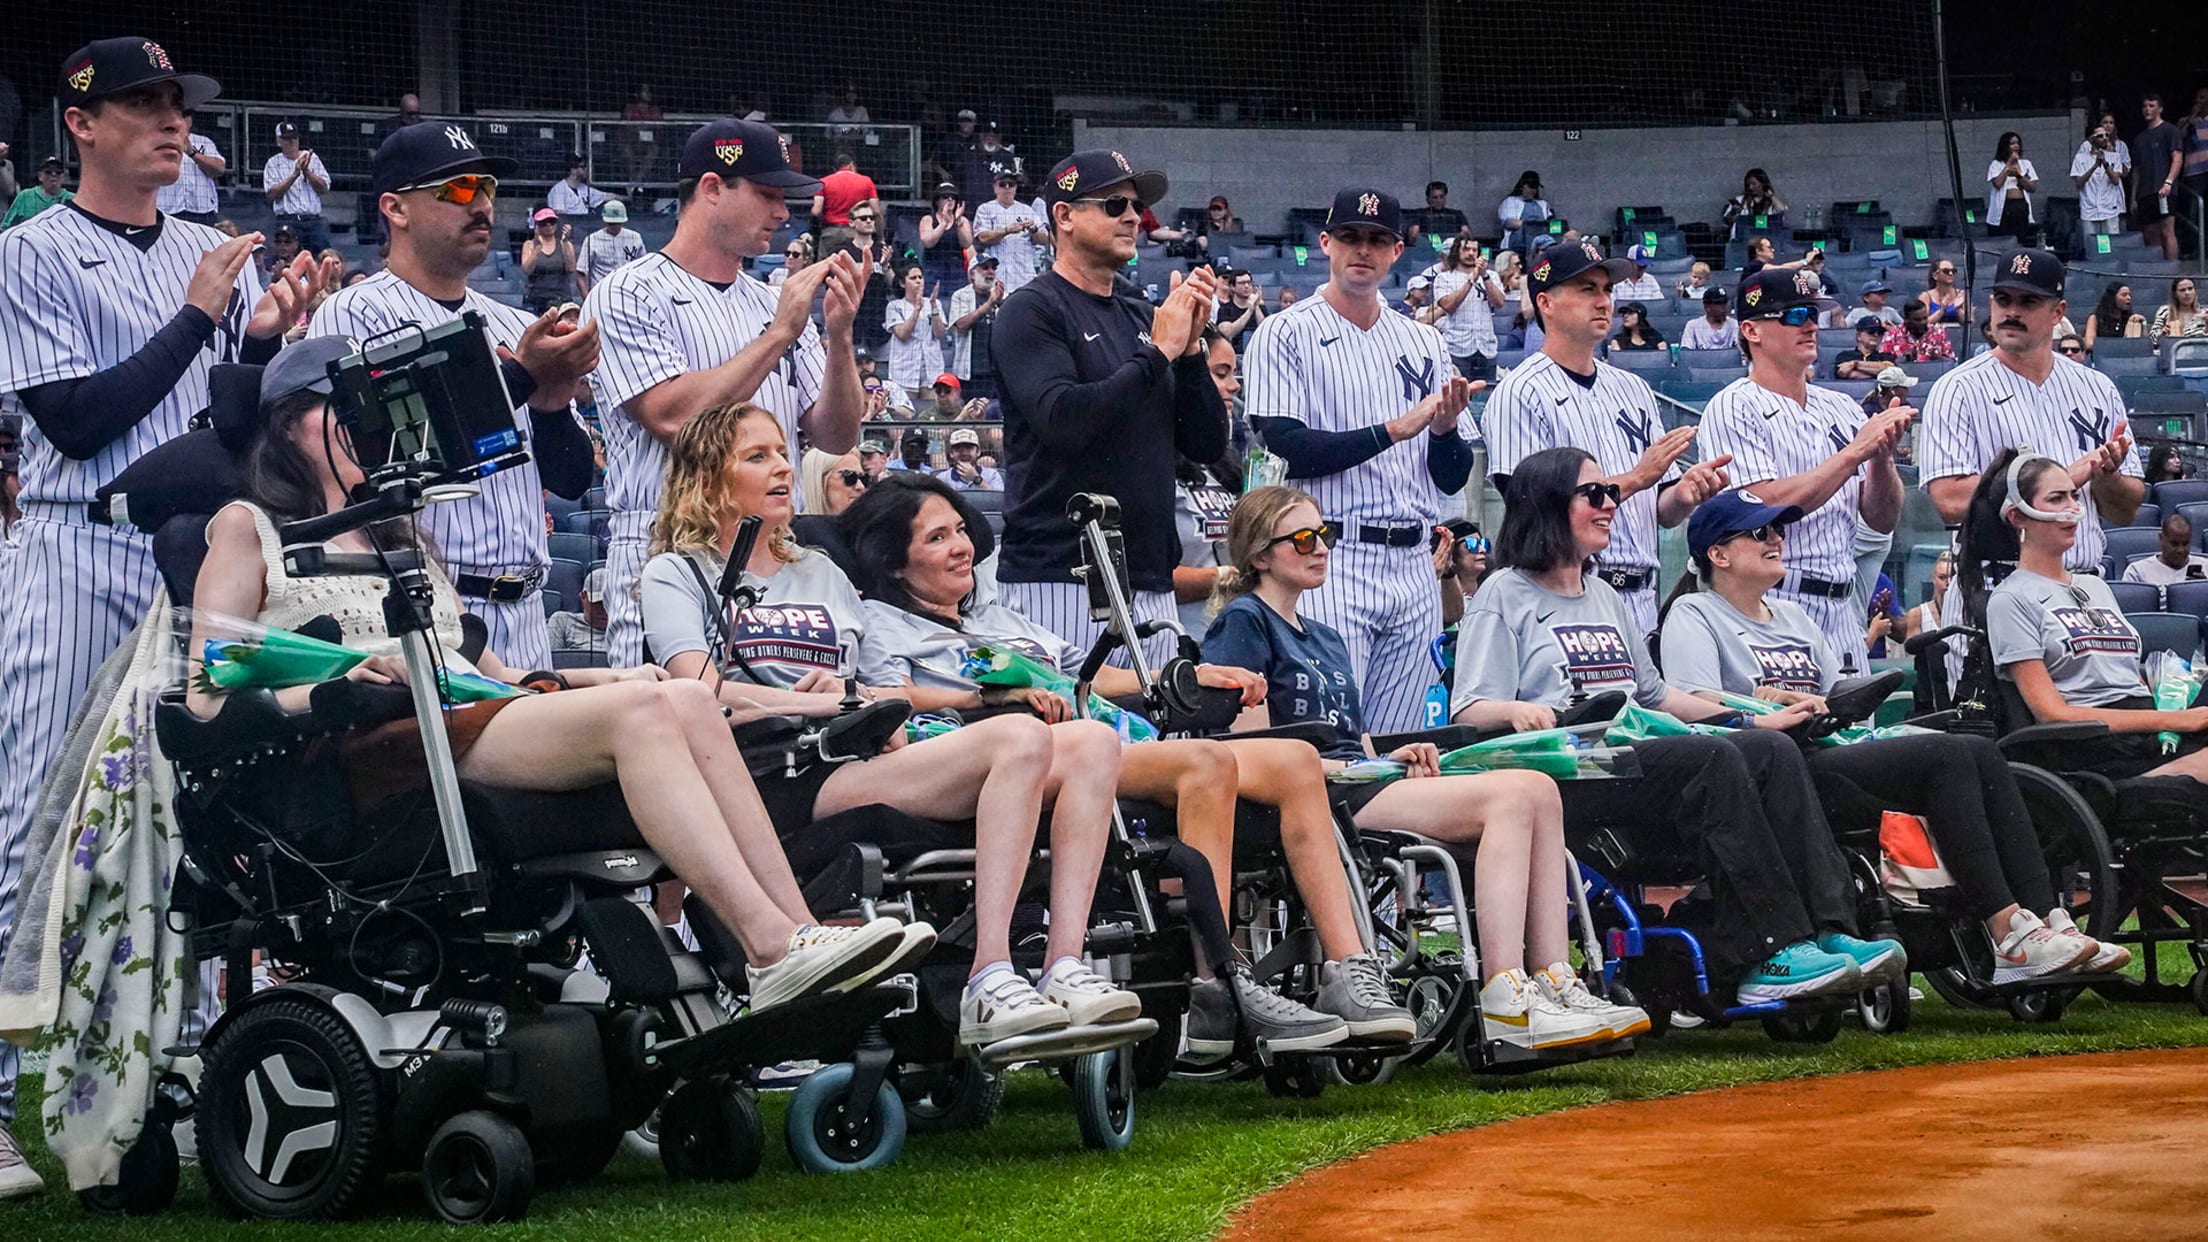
[1073,1048,1137,1152]
[1856,979,1912,1035]
[1761,1008,1844,1043]
[197,996,384,1221]
[657,1078,764,1182]
[1325,1051,1397,1087]
[619,1107,661,1164]
[421,1110,535,1225]
[1610,983,1670,1038]
[784,1062,906,1173]
[2006,987,2074,1024]
[899,1059,1004,1134]
[78,1118,179,1217]
[2191,970,2208,1017]
[1131,1013,1181,1090]
[1261,1057,1327,1098]
[2012,763,2120,939]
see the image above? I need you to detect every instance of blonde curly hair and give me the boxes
[648,401,800,563]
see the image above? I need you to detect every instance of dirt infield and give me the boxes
[1221,1047,2208,1241]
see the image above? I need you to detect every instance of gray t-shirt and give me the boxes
[639,547,895,689]
[1986,567,2147,708]
[1659,591,1838,697]
[1173,478,1236,636]
[858,598,1081,696]
[1452,568,1667,716]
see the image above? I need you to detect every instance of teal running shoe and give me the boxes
[1815,931,1908,985]
[1736,941,1862,1005]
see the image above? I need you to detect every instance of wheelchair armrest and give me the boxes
[1369,723,1501,753]
[1107,684,1243,736]
[154,680,412,766]
[1996,719,2114,764]
[1226,722,1336,749]
[800,841,886,915]
[1822,670,1905,728]
[817,699,912,762]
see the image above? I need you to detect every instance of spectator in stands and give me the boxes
[1494,250,1525,316]
[827,84,870,141]
[262,120,331,252]
[935,426,1003,490]
[1214,267,1266,352]
[1881,299,1956,362]
[576,199,646,297]
[846,205,897,350]
[618,85,661,194]
[1421,236,1500,381]
[2121,511,2208,585]
[1613,244,1665,302]
[1802,249,1842,312]
[1406,179,1469,245]
[2151,276,2205,347]
[0,141,14,207]
[858,440,891,482]
[769,236,813,287]
[1199,195,1243,252]
[1611,302,1665,352]
[2183,88,2208,238]
[1398,275,1432,321]
[2136,94,2185,260]
[922,373,985,421]
[257,223,303,282]
[1275,285,1300,310]
[548,154,608,221]
[521,208,579,314]
[1902,550,1956,644]
[917,183,974,290]
[892,426,934,473]
[800,447,870,515]
[155,113,225,226]
[1677,259,1716,302]
[1862,364,1918,416]
[1921,260,1968,324]
[2072,122,2131,238]
[548,568,609,652]
[813,150,880,257]
[1740,236,1813,280]
[1986,131,2041,245]
[2146,442,2188,484]
[883,264,948,403]
[1835,316,1897,380]
[1497,170,1549,253]
[1680,288,1739,350]
[1722,167,1787,240]
[0,157,70,230]
[956,122,1020,210]
[373,92,425,151]
[2057,335,2087,362]
[1855,278,1902,327]
[974,171,1046,292]
[2083,282,2145,351]
[929,109,978,187]
[947,254,1003,399]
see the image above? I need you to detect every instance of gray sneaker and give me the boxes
[0,1121,45,1198]
[1316,954,1417,1042]
[1185,967,1348,1058]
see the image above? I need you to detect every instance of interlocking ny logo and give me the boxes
[778,134,792,163]
[2011,253,2032,275]
[716,139,743,166]
[1794,270,1820,297]
[1828,425,1850,453]
[1111,151,1132,173]
[1396,355,1434,402]
[2068,408,2109,452]
[1617,409,1653,453]
[1359,193,1380,217]
[142,41,173,71]
[443,125,475,152]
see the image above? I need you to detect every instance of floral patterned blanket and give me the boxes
[0,601,187,1191]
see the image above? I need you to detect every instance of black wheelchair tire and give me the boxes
[197,996,385,1221]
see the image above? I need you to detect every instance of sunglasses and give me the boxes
[851,213,876,222]
[2059,342,2084,354]
[1573,481,1623,508]
[1750,305,1818,328]
[1265,523,1341,555]
[1722,522,1789,545]
[399,173,499,205]
[834,470,870,490]
[1935,267,1956,275]
[1073,194,1144,218]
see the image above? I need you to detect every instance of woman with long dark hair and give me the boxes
[1986,131,2041,244]
[1451,446,1904,1004]
[2083,282,2145,351]
[1722,167,1788,241]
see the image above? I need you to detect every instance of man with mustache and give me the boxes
[308,121,601,668]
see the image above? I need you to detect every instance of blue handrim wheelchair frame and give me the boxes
[1582,863,1791,1019]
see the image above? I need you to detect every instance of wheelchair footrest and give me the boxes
[578,897,681,1004]
[658,984,910,1078]
[1718,998,1801,1020]
[1471,1035,1636,1075]
[970,1018,1159,1070]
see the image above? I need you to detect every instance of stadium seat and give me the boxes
[546,557,587,613]
[1899,360,1955,382]
[1658,380,1727,409]
[1675,348,1742,369]
[546,491,582,526]
[2108,580,2163,614]
[1606,350,1673,375]
[2106,526,2166,565]
[2128,611,2199,659]
[561,509,611,537]
[583,485,606,510]
[2093,336,2156,360]
[548,531,596,565]
[1819,379,1875,403]
[1685,364,1748,383]
[2164,580,2208,619]
[2152,479,2208,511]
[2131,502,2162,528]
[2096,355,2163,378]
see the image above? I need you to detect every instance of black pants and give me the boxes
[1809,733,2054,920]
[1559,730,1854,972]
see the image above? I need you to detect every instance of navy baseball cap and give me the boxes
[371,121,517,194]
[260,335,356,413]
[1687,490,1807,560]
[680,119,821,191]
[1990,247,2065,298]
[1734,267,1838,320]
[1042,149,1168,209]
[1858,277,1893,296]
[58,37,220,112]
[1324,188,1404,238]
[1526,238,1635,295]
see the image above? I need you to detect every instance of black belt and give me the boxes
[1791,574,1855,600]
[276,211,325,220]
[454,569,545,602]
[1356,523,1424,548]
[1594,567,1655,592]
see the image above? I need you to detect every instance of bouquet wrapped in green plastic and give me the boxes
[2144,650,2201,756]
[1327,757,1408,786]
[1436,726,1640,780]
[961,645,1160,742]
[197,626,365,693]
[1603,702,1734,744]
[1700,689,1932,748]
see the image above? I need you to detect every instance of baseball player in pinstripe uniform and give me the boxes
[1921,249,2141,574]
[1483,239,1732,638]
[585,118,867,667]
[1697,267,1915,671]
[0,38,323,1195]
[307,122,601,670]
[1241,187,1475,732]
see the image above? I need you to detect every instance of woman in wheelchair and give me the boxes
[1201,485,1650,1051]
[1452,447,1905,1006]
[185,339,928,1018]
[841,473,1418,1055]
[1661,489,2118,978]
[638,401,1147,1048]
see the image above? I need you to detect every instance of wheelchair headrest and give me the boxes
[797,476,998,598]
[790,513,857,580]
[93,363,262,534]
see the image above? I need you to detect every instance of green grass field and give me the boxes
[12,985,2208,1242]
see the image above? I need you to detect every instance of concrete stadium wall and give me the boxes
[1074,112,2084,236]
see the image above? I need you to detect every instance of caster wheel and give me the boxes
[2006,987,2074,1024]
[1132,1013,1181,1090]
[1325,1051,1397,1087]
[620,1107,661,1164]
[421,1110,535,1225]
[1261,1057,1326,1099]
[657,1078,764,1182]
[1857,979,1912,1035]
[2191,970,2208,1017]
[785,1063,905,1173]
[196,995,384,1221]
[78,1119,179,1216]
[1761,1008,1844,1044]
[1073,1048,1137,1152]
[899,1059,1005,1134]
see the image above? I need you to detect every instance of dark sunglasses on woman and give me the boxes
[1573,481,1623,508]
[1266,523,1340,555]
[834,470,870,489]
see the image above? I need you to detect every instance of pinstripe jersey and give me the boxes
[1918,350,2139,571]
[1697,378,1870,581]
[1483,351,1677,572]
[584,253,825,516]
[307,272,550,575]
[1241,292,1465,527]
[261,150,327,215]
[0,206,261,503]
[155,132,222,215]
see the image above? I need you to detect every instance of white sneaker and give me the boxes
[0,1122,44,1198]
[746,918,904,1012]
[1992,909,2094,984]
[1534,962,1651,1039]
[960,969,1070,1045]
[1478,968,1612,1051]
[836,920,938,991]
[2045,908,2131,973]
[1038,958,1143,1026]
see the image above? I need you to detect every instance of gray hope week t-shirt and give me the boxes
[858,599,1082,697]
[1451,568,1667,717]
[638,547,896,689]
[1659,591,1840,697]
[1986,567,2147,708]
